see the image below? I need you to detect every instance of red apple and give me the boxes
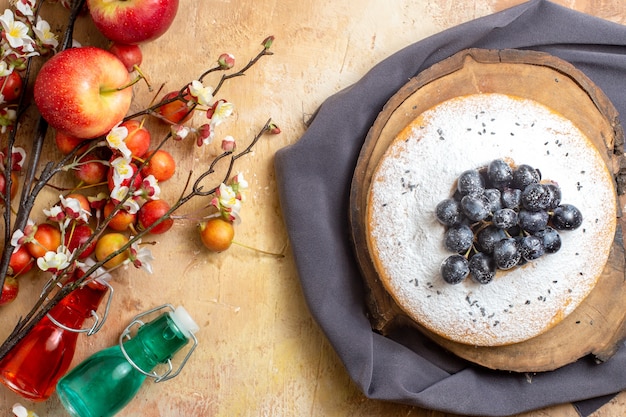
[109,43,143,71]
[87,0,179,44]
[0,276,19,305]
[33,46,133,139]
[137,199,173,234]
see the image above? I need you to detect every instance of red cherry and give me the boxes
[0,171,18,204]
[55,131,88,155]
[8,245,34,276]
[108,43,142,72]
[156,91,193,124]
[95,232,129,269]
[137,199,173,234]
[74,152,108,185]
[199,217,234,252]
[120,119,151,158]
[141,150,175,182]
[0,71,23,102]
[0,276,19,305]
[103,200,137,231]
[65,223,97,259]
[25,223,62,259]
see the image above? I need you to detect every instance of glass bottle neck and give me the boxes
[121,313,190,373]
[47,281,108,329]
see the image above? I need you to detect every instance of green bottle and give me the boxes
[56,304,199,417]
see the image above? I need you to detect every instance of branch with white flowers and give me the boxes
[0,0,278,365]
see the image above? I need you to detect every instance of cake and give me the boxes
[365,92,617,347]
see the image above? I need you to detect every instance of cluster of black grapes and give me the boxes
[435,159,583,285]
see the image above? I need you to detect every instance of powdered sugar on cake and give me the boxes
[366,93,617,346]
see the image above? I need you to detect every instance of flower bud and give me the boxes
[5,54,26,72]
[268,123,281,135]
[218,53,235,69]
[221,135,236,152]
[0,107,17,133]
[11,146,26,171]
[262,35,275,50]
[197,124,213,146]
[87,192,108,210]
[171,124,190,141]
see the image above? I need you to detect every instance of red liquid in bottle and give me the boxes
[0,277,108,401]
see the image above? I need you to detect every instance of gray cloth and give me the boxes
[274,1,626,415]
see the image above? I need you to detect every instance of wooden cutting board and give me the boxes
[350,48,626,372]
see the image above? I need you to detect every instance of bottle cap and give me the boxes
[170,306,199,337]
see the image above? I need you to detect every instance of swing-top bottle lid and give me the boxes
[169,306,200,338]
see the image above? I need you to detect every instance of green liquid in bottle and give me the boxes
[57,307,198,417]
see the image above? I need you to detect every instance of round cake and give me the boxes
[365,92,617,347]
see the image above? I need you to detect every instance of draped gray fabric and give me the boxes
[275,1,626,415]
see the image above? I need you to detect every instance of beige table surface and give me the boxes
[0,0,625,416]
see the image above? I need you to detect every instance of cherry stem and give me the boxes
[231,239,286,258]
[133,65,152,91]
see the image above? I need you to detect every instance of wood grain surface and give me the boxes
[0,1,624,416]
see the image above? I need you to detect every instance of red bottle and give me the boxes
[0,264,112,401]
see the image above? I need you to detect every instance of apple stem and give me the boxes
[100,73,147,95]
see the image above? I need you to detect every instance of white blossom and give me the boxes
[134,174,160,200]
[60,194,91,223]
[33,17,58,48]
[37,247,71,273]
[0,10,34,49]
[12,402,38,417]
[188,80,214,106]
[110,185,140,214]
[110,156,134,187]
[210,100,234,127]
[0,61,12,77]
[43,204,64,222]
[129,239,155,274]
[10,219,35,247]
[106,123,131,159]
